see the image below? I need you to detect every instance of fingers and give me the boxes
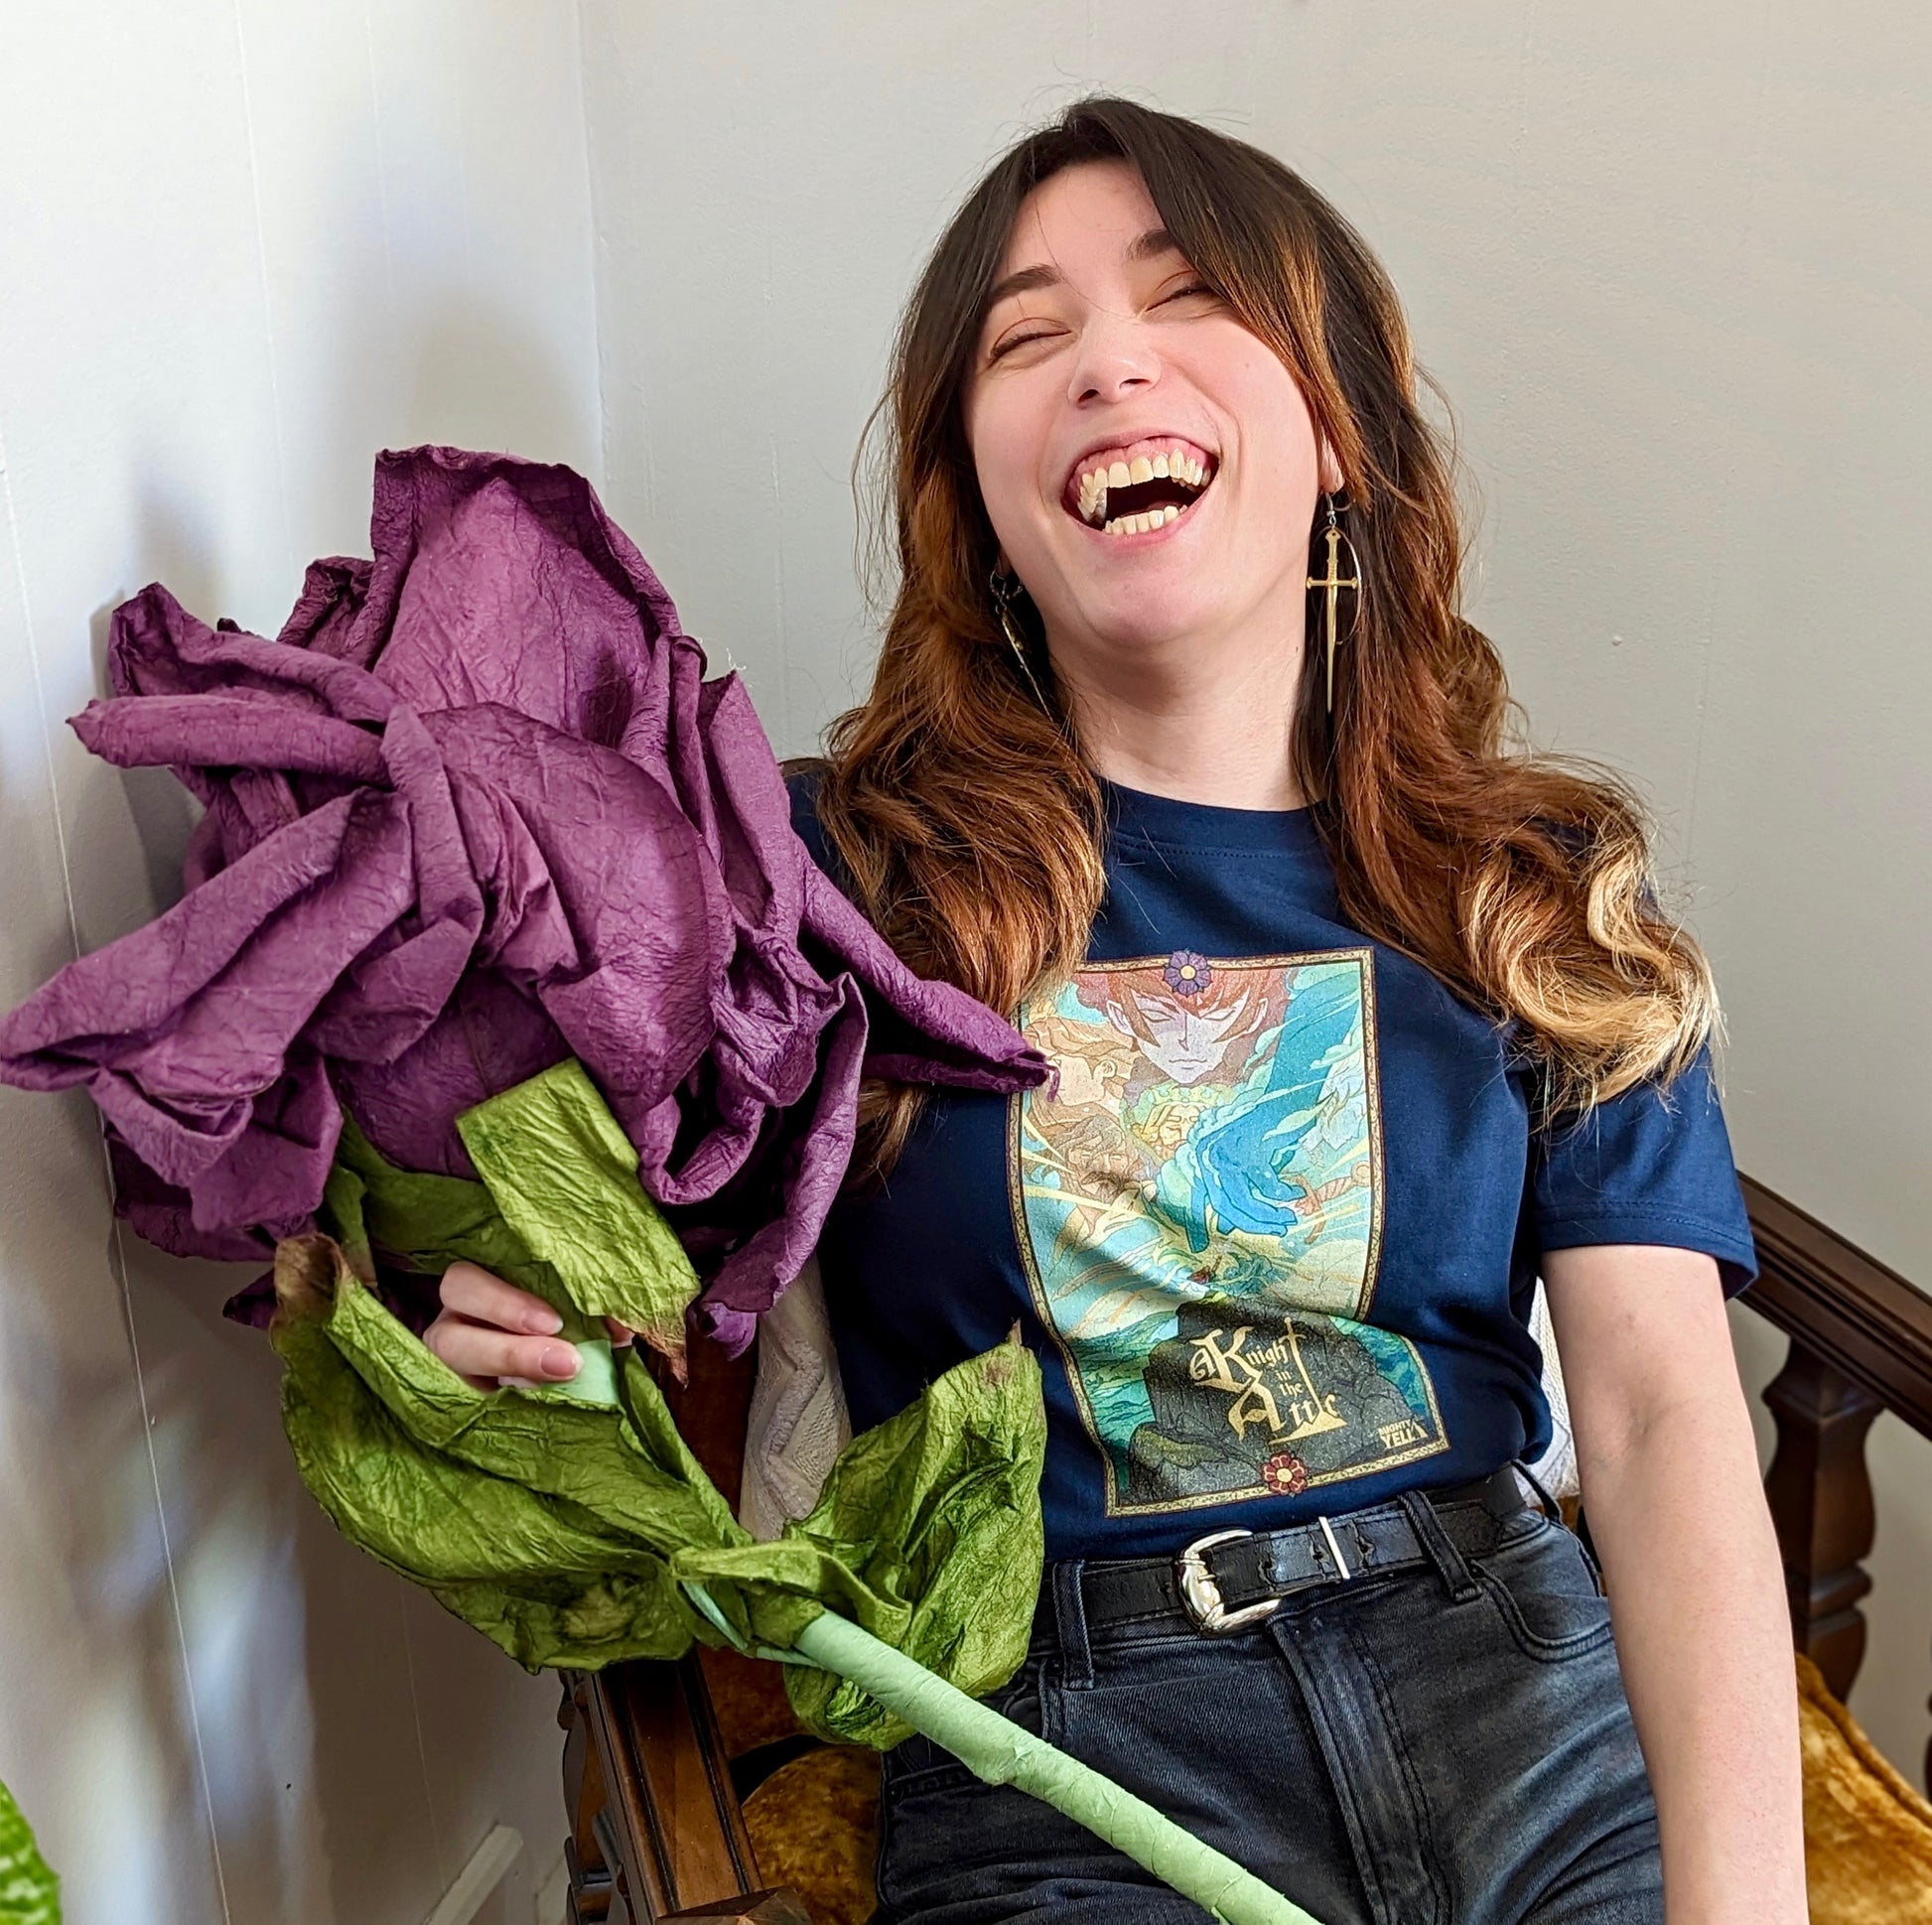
[424,1313,583,1388]
[424,1265,637,1389]
[440,1260,563,1334]
[426,1261,580,1389]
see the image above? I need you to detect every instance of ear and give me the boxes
[1316,436,1345,496]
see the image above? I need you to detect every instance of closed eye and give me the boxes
[986,283,1214,362]
[987,326,1065,363]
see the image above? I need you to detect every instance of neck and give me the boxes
[1050,618,1311,812]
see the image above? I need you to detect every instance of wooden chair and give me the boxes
[556,1175,1932,1923]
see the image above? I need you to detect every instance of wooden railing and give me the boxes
[1740,1173,1932,1790]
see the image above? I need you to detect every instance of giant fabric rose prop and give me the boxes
[0,447,1041,1357]
[0,450,1321,1925]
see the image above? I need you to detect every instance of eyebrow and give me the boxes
[981,225,1184,316]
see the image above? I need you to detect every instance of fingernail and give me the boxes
[540,1343,581,1380]
[524,1307,564,1335]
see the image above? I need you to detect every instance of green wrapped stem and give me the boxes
[791,1608,1322,1925]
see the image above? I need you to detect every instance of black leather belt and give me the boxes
[1050,1466,1534,1638]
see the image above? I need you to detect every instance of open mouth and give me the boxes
[1065,437,1218,537]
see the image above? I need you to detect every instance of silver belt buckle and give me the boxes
[1176,1516,1357,1634]
[1175,1528,1283,1634]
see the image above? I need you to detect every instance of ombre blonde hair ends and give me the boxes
[816,97,1718,1177]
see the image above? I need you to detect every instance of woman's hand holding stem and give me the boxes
[424,1260,633,1390]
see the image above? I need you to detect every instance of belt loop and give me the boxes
[1397,1489,1481,1603]
[1050,1559,1094,1690]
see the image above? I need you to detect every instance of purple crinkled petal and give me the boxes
[0,445,1046,1341]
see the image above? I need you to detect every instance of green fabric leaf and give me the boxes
[273,1234,733,1669]
[677,1335,1046,1747]
[0,1778,59,1925]
[321,1060,703,1397]
[271,1059,1048,1742]
[455,1058,699,1374]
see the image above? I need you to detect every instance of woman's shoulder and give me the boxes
[783,756,832,860]
[783,756,861,904]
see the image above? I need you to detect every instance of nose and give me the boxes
[1065,311,1160,407]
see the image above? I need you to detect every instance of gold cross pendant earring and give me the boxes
[1307,492,1361,715]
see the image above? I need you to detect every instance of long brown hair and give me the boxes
[816,96,1717,1176]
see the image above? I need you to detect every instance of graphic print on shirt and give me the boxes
[1011,949,1449,1515]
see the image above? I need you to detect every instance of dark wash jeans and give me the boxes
[872,1505,1661,1925]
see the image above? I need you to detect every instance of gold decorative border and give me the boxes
[1006,947,1446,1516]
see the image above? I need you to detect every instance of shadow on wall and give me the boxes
[0,1072,227,1914]
[313,248,604,551]
[116,1225,459,1924]
[53,289,595,1920]
[395,303,599,471]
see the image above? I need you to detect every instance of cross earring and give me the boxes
[1306,493,1361,715]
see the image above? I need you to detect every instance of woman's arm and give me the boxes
[1543,1243,1807,1925]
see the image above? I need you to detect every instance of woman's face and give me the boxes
[964,160,1337,675]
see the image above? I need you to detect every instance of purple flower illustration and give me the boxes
[1163,950,1212,997]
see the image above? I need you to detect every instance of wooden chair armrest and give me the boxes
[560,1658,810,1924]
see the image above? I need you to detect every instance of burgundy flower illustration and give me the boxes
[1262,1453,1310,1497]
[1163,950,1212,998]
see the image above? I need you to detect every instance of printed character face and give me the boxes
[1032,1010,1135,1113]
[1118,984,1266,1086]
[1053,1048,1132,1111]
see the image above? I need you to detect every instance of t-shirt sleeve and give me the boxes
[1531,1043,1758,1296]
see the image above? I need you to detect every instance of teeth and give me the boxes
[1100,503,1187,537]
[1073,447,1214,529]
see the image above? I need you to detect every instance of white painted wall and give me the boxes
[579,2,1932,1772]
[0,6,600,1921]
[5,12,1927,1920]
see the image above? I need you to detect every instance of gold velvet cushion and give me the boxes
[1799,1653,1932,1923]
[742,1746,882,1925]
[737,1655,1932,1923]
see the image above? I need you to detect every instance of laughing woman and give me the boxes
[427,99,1806,1924]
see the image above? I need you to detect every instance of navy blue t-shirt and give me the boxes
[792,773,1757,1562]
